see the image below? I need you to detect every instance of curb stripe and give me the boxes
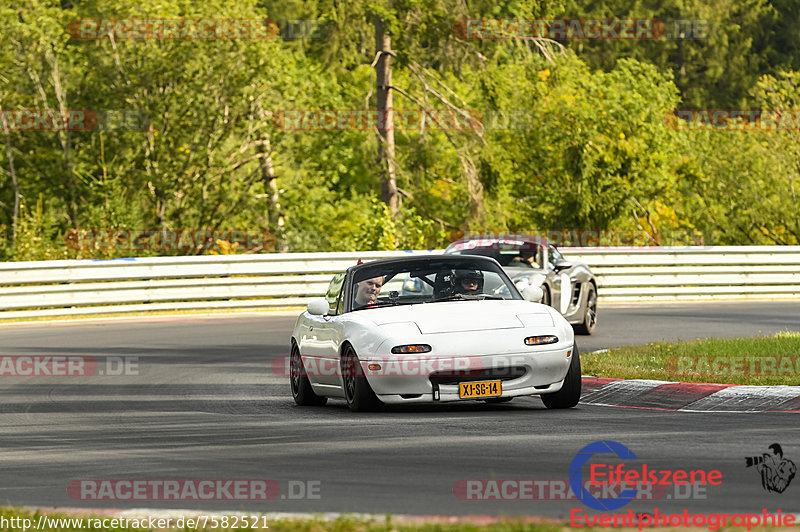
[580,379,669,407]
[681,385,800,412]
[580,376,621,393]
[579,377,800,413]
[772,394,800,412]
[586,404,679,412]
[637,382,732,410]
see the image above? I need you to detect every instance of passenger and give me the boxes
[453,269,483,295]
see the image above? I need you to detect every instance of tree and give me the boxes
[676,71,800,245]
[560,0,776,108]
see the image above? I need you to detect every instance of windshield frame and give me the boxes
[344,256,522,313]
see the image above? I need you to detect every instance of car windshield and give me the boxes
[350,258,521,311]
[448,241,543,270]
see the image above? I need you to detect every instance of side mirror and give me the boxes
[521,285,544,303]
[307,298,329,316]
[554,260,572,271]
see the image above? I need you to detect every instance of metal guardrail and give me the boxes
[0,246,798,319]
[567,246,800,301]
[0,251,429,319]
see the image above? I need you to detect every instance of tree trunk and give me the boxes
[256,136,285,251]
[462,156,485,228]
[3,127,19,248]
[46,51,79,226]
[374,13,398,218]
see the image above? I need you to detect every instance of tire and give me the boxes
[341,345,382,412]
[290,343,327,406]
[541,344,581,409]
[573,283,598,335]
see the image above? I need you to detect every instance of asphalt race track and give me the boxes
[0,301,799,518]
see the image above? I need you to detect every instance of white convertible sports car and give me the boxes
[289,255,581,412]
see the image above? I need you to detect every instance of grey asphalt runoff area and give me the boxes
[0,301,798,517]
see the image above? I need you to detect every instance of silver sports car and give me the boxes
[445,236,598,335]
[290,255,581,412]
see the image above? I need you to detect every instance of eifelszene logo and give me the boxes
[745,444,796,494]
[570,440,722,511]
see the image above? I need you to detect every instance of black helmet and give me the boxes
[453,269,484,293]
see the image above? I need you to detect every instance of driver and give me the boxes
[353,276,384,308]
[510,248,538,268]
[453,269,483,294]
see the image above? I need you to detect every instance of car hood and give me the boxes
[363,300,553,334]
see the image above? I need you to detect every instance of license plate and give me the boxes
[459,380,502,399]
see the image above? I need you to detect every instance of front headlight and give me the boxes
[391,344,432,354]
[524,335,558,346]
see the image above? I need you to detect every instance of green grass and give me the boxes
[4,506,798,532]
[582,331,800,386]
[266,516,562,532]
[0,507,565,532]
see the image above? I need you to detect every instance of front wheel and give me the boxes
[341,345,382,412]
[573,284,597,335]
[541,344,581,409]
[290,343,327,406]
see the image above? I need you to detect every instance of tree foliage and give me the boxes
[1,0,798,260]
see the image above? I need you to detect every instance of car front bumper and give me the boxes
[361,347,573,404]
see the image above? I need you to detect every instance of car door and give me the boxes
[302,273,345,386]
